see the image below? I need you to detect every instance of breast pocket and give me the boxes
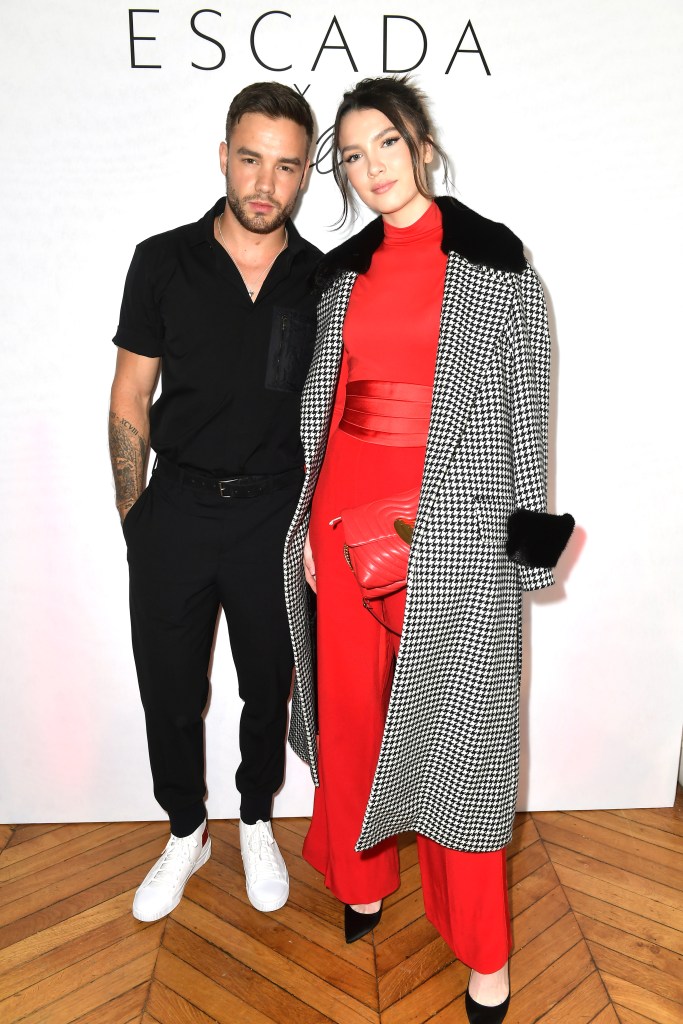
[265,307,316,393]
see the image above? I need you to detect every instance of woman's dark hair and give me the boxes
[226,81,314,152]
[332,76,451,226]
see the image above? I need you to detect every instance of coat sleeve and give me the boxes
[505,264,573,591]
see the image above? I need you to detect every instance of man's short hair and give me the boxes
[226,82,314,152]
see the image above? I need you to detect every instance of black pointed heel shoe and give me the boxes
[344,903,382,944]
[465,987,510,1024]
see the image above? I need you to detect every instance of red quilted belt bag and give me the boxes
[330,486,420,601]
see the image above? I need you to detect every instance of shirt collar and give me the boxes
[190,197,307,255]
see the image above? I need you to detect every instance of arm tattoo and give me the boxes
[108,411,149,520]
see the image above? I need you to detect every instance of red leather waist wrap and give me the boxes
[339,380,433,447]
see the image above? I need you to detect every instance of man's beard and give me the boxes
[225,181,295,235]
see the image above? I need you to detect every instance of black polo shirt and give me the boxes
[113,198,321,476]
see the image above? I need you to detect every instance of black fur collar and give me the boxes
[315,195,525,289]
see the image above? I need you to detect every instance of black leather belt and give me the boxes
[155,458,304,498]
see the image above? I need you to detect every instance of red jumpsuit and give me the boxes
[305,202,511,971]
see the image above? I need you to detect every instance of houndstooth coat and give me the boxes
[283,197,572,853]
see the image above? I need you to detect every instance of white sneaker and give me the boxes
[132,819,211,922]
[239,819,289,912]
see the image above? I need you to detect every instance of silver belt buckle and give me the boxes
[218,477,240,498]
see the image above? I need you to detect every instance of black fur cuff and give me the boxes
[507,509,575,568]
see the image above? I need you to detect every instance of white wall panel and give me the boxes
[1,1,681,822]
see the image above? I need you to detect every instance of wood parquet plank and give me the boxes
[276,816,310,838]
[9,948,157,1024]
[0,823,112,872]
[616,1008,665,1024]
[611,808,683,839]
[536,811,683,875]
[153,949,276,1024]
[589,943,683,1011]
[271,877,375,972]
[576,913,683,979]
[564,887,683,956]
[163,918,338,1024]
[511,884,570,950]
[397,833,420,871]
[427,992,469,1023]
[534,969,610,1023]
[571,810,683,856]
[274,879,375,972]
[5,825,60,848]
[0,830,170,928]
[69,982,148,1024]
[589,1005,620,1023]
[172,897,379,1023]
[508,840,551,888]
[507,940,596,1023]
[604,971,682,1023]
[508,816,541,858]
[377,886,425,941]
[375,914,441,976]
[145,981,237,1024]
[611,790,682,837]
[508,860,561,917]
[0,908,155,999]
[378,934,454,1010]
[0,920,162,1021]
[511,912,585,993]
[0,822,166,907]
[534,818,683,891]
[3,823,66,846]
[543,843,683,913]
[0,826,14,854]
[380,960,468,1024]
[0,857,155,953]
[384,861,421,908]
[0,890,133,973]
[552,861,683,934]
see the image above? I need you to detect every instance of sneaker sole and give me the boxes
[132,837,212,922]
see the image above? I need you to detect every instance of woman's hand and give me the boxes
[304,530,317,593]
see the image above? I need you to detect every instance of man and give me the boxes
[109,82,320,922]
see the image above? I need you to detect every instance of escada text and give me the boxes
[128,9,491,76]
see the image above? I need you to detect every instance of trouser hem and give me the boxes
[240,794,274,825]
[169,803,206,838]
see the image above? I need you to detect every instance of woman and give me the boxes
[284,76,572,1023]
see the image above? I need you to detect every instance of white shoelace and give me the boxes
[245,823,281,879]
[150,834,197,884]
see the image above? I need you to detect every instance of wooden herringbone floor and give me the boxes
[0,790,681,1023]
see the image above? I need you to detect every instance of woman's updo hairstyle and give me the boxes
[332,75,451,226]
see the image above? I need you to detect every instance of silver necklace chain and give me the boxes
[217,213,287,301]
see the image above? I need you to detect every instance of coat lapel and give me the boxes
[420,254,515,506]
[300,271,356,494]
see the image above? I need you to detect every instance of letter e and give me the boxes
[129,9,161,69]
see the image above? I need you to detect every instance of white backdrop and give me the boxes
[1,1,682,824]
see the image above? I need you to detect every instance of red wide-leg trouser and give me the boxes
[305,428,512,973]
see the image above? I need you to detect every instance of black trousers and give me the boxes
[124,465,301,837]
